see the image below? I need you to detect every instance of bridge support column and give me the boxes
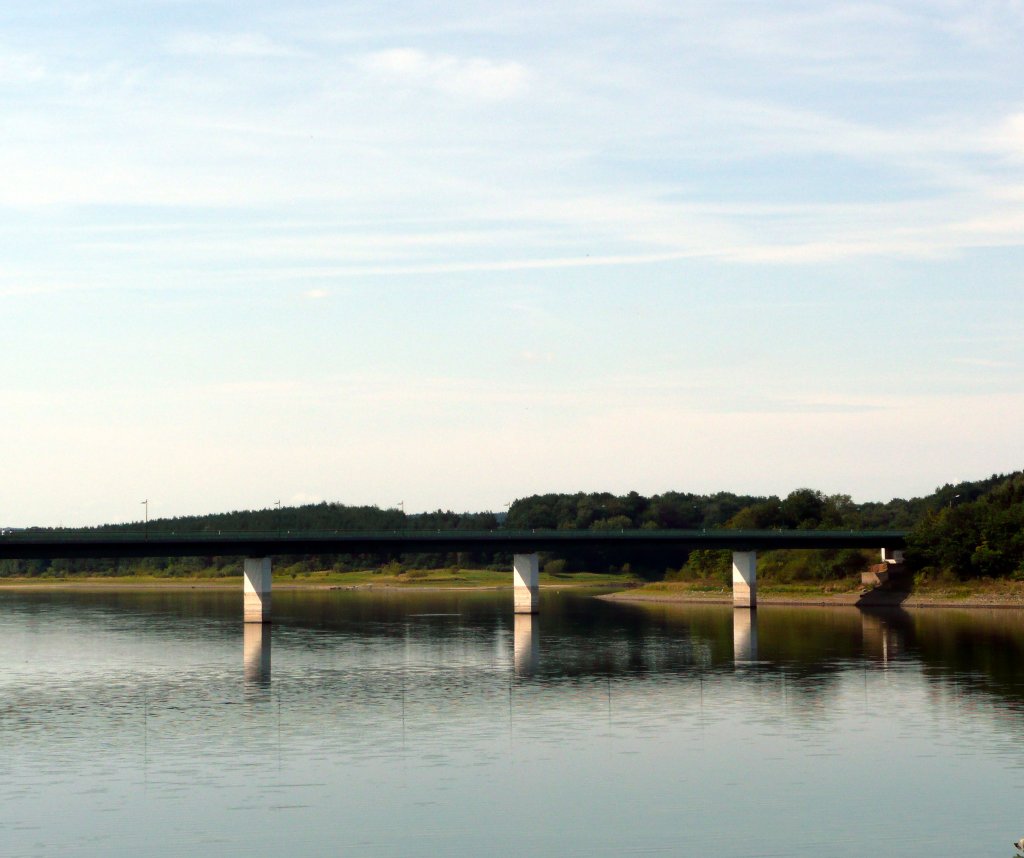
[244,557,272,623]
[513,553,539,614]
[732,551,756,608]
[881,547,905,565]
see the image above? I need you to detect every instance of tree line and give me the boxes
[2,471,1021,582]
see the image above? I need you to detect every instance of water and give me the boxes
[2,589,1024,857]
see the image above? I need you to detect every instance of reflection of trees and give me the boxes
[8,590,1024,736]
[609,602,859,713]
[900,609,1024,713]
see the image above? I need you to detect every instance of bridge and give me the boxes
[0,529,907,620]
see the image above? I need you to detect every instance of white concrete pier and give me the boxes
[881,546,905,565]
[514,614,540,676]
[733,608,759,664]
[513,553,539,614]
[732,550,757,608]
[243,557,272,623]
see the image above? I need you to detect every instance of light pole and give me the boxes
[141,499,149,540]
[275,500,282,536]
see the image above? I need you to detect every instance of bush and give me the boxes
[543,559,567,576]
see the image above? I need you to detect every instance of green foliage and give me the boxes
[542,559,567,576]
[904,473,1024,580]
[677,549,731,584]
[5,470,1022,584]
[590,515,633,531]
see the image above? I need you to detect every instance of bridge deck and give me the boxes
[0,529,906,560]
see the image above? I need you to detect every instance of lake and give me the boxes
[1,588,1023,857]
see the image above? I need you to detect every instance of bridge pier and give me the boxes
[513,553,539,614]
[732,551,757,608]
[881,546,905,565]
[244,557,272,623]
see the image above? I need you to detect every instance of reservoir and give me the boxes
[1,588,1023,856]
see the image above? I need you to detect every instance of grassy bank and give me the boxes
[601,576,1024,607]
[0,567,639,591]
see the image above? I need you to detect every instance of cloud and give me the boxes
[984,111,1024,160]
[0,50,45,83]
[166,32,299,58]
[357,48,529,100]
[304,288,330,299]
[951,357,1016,369]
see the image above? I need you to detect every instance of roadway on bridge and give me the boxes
[0,529,907,560]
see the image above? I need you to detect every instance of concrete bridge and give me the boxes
[0,529,906,620]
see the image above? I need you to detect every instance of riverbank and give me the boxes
[6,571,1024,608]
[599,578,1024,608]
[0,568,637,592]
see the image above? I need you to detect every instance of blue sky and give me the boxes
[2,1,1023,526]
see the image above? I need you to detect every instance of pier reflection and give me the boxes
[243,623,271,687]
[861,609,909,663]
[513,614,539,676]
[733,609,759,664]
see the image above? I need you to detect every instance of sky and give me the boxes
[2,0,1023,527]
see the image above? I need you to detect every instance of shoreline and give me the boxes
[598,589,1024,610]
[3,577,1024,609]
[0,578,618,594]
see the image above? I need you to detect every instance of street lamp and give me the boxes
[141,499,149,540]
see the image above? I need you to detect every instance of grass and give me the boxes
[610,575,1024,606]
[0,567,640,589]
[630,577,863,597]
[905,576,1024,602]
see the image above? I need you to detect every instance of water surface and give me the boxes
[2,589,1023,857]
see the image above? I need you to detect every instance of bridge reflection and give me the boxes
[235,601,922,685]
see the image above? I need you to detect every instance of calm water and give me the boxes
[2,589,1024,857]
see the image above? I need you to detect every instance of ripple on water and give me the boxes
[2,592,1024,856]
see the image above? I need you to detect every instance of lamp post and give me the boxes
[141,499,149,540]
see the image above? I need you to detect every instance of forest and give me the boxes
[1,471,1021,584]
